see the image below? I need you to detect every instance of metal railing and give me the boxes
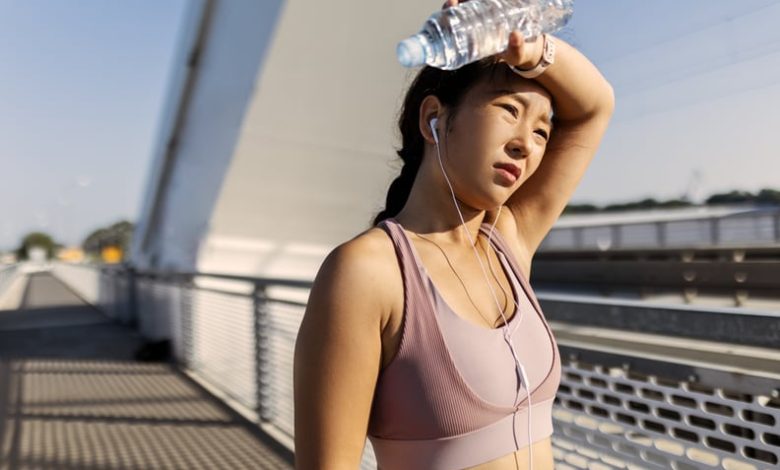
[0,263,19,302]
[50,263,780,470]
[542,207,780,251]
[50,263,380,469]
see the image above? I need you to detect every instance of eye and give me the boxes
[499,103,518,118]
[535,129,549,140]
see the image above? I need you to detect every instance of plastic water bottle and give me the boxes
[397,0,574,70]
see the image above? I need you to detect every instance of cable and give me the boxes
[597,0,780,67]
[432,127,534,469]
[614,71,780,123]
[614,39,780,100]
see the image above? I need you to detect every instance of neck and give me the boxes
[393,150,495,247]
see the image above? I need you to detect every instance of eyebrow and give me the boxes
[489,88,553,129]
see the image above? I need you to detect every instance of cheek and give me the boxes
[526,153,545,176]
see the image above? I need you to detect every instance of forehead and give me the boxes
[468,68,553,112]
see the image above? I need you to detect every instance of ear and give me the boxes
[418,95,443,145]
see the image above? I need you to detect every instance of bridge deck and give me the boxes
[0,272,293,470]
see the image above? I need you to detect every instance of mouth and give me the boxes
[494,162,521,180]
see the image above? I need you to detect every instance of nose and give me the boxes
[506,130,532,159]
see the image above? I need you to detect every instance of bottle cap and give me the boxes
[397,37,425,68]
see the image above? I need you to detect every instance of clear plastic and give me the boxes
[398,0,574,70]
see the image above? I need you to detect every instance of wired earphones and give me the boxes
[429,116,534,468]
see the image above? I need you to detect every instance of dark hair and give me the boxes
[371,57,506,226]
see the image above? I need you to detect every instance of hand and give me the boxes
[441,0,545,70]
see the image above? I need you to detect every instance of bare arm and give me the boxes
[504,32,616,255]
[293,241,387,469]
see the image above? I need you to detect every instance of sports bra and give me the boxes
[367,218,561,469]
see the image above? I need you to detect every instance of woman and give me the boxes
[294,0,614,468]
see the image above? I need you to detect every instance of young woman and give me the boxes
[294,1,614,468]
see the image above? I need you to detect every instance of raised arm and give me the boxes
[503,30,616,255]
[293,240,387,469]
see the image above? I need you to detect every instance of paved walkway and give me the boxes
[0,272,293,470]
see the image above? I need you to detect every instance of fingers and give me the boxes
[500,31,525,65]
[441,0,457,9]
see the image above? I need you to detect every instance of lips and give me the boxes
[494,163,521,179]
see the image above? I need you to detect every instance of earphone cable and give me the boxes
[432,123,533,469]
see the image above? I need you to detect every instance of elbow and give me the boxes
[584,84,615,124]
[601,83,616,116]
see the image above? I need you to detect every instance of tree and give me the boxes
[15,232,59,260]
[82,220,134,261]
[756,188,780,205]
[564,187,780,214]
[706,190,754,205]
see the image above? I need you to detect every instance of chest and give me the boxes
[380,233,532,370]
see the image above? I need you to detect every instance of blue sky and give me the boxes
[0,0,187,250]
[566,0,780,207]
[1,0,779,250]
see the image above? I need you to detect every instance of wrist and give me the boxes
[509,34,555,79]
[518,35,545,69]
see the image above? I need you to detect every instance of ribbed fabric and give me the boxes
[367,218,561,469]
[434,242,553,408]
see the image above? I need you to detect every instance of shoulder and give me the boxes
[309,224,401,328]
[322,225,398,280]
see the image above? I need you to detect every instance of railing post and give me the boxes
[127,266,138,328]
[774,210,780,243]
[177,274,194,367]
[710,217,720,246]
[610,224,621,249]
[656,221,667,247]
[254,283,272,422]
[573,227,583,249]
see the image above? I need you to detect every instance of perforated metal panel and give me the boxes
[552,359,780,470]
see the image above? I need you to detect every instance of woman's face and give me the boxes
[437,71,553,209]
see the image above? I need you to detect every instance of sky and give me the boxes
[0,0,187,250]
[1,0,779,250]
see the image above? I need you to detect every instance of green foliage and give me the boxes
[755,188,780,204]
[565,188,780,214]
[15,232,59,260]
[82,220,134,256]
[705,190,754,205]
[705,188,780,205]
[562,203,599,214]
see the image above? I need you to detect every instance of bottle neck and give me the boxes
[415,30,438,66]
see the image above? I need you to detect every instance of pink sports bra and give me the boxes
[367,218,561,469]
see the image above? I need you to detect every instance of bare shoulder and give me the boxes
[311,225,401,329]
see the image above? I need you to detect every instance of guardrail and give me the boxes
[0,263,18,301]
[50,263,780,470]
[532,259,780,308]
[542,206,780,251]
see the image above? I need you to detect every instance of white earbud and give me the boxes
[429,117,439,144]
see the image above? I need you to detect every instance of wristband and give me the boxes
[509,34,555,79]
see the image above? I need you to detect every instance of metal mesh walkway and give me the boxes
[0,272,293,470]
